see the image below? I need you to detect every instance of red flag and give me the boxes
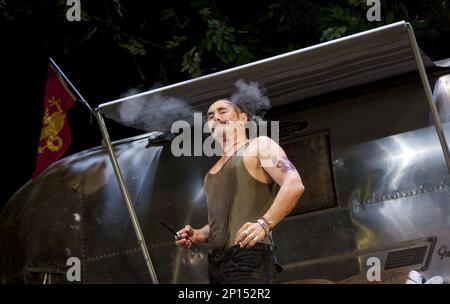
[32,63,76,178]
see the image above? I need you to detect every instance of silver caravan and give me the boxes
[1,21,450,283]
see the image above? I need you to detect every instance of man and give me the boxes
[175,99,305,284]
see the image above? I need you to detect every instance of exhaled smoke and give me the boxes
[118,88,194,133]
[116,79,269,133]
[230,79,271,122]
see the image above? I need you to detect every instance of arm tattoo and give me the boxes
[276,156,296,173]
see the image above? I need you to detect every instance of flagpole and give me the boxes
[48,57,96,116]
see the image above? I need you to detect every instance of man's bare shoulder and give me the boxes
[248,136,281,151]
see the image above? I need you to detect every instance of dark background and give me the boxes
[1,0,449,211]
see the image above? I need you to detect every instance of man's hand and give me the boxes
[235,222,267,248]
[175,225,195,249]
[175,225,209,249]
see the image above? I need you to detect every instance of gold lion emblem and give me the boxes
[38,96,66,153]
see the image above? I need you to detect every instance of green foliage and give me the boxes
[165,36,187,49]
[181,46,202,77]
[316,0,442,42]
[321,26,348,42]
[1,0,449,87]
[169,4,255,78]
[116,37,146,56]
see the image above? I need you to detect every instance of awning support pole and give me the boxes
[406,23,450,175]
[95,109,159,284]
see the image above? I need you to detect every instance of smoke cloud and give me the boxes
[117,88,194,133]
[115,79,270,133]
[230,79,271,122]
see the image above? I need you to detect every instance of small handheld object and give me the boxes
[160,221,182,240]
[159,221,198,253]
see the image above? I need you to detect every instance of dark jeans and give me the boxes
[208,243,283,284]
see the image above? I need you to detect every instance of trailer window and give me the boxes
[279,128,337,215]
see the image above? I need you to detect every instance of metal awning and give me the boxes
[98,21,437,128]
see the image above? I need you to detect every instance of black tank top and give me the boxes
[204,141,276,251]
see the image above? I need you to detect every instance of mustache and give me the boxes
[210,120,228,131]
[210,120,246,134]
[212,120,227,127]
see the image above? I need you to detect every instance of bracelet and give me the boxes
[257,218,271,234]
[261,216,272,231]
[256,219,267,234]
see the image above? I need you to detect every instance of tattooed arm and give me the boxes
[234,136,305,248]
[256,136,305,229]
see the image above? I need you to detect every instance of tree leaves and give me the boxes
[321,26,348,42]
[181,46,202,77]
[316,0,434,42]
[165,36,187,49]
[117,37,146,56]
[1,0,447,88]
